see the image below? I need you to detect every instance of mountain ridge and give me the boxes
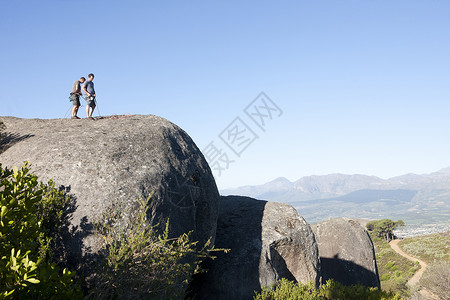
[221,168,450,199]
[221,168,450,225]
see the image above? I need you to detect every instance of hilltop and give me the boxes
[1,116,386,298]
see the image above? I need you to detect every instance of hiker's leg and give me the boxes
[90,105,96,117]
[86,105,90,118]
[72,105,79,117]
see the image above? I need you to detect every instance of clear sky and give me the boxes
[1,1,449,189]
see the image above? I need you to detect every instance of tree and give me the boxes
[366,219,405,242]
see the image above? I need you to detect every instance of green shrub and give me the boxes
[381,274,391,281]
[88,197,225,299]
[0,162,82,299]
[254,278,402,300]
[407,267,416,274]
[384,261,395,270]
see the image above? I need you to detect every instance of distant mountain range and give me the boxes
[221,168,450,225]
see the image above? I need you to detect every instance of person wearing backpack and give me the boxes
[69,77,86,119]
[82,73,96,119]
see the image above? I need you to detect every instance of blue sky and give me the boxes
[1,1,449,189]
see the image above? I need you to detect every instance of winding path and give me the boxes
[389,239,439,299]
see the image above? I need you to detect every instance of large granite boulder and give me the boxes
[190,196,320,300]
[0,115,219,269]
[311,218,380,288]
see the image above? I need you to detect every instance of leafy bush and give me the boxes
[0,162,82,299]
[88,197,224,299]
[254,278,402,300]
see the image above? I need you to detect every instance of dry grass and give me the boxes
[399,232,450,299]
[399,231,450,264]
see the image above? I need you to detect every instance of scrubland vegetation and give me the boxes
[370,234,418,297]
[399,231,449,263]
[368,219,450,299]
[399,232,450,300]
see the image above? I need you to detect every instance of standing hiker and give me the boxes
[82,73,96,119]
[70,77,86,119]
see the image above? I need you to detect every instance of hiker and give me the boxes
[82,73,96,119]
[70,77,86,119]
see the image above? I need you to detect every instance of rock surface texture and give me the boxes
[191,196,320,300]
[311,218,380,288]
[0,116,219,270]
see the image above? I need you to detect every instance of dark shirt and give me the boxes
[84,81,95,95]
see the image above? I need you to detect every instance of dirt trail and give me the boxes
[389,240,439,299]
[389,239,427,286]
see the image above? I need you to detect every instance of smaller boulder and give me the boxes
[191,196,320,300]
[311,218,380,288]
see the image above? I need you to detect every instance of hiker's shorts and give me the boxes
[86,96,96,107]
[70,94,80,106]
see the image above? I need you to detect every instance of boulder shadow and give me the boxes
[320,255,381,288]
[0,132,34,154]
[187,196,266,300]
[187,196,308,299]
[51,186,99,291]
[270,246,297,282]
